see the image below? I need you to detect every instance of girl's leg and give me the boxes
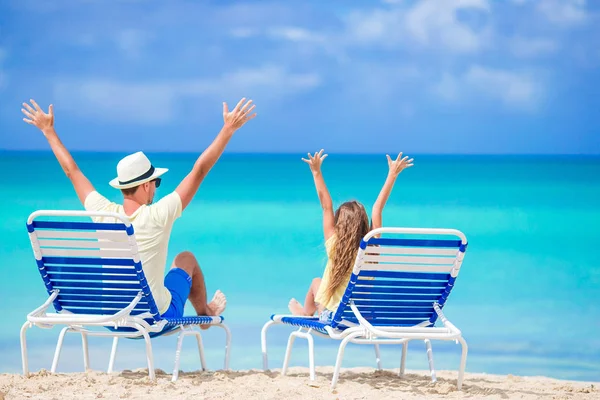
[289,278,322,316]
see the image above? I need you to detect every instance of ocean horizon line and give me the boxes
[2,149,600,159]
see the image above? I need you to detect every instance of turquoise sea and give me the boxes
[0,151,598,382]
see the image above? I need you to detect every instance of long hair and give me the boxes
[324,200,370,300]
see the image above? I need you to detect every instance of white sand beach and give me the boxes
[0,367,597,400]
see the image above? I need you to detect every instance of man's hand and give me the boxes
[386,152,414,176]
[22,99,55,134]
[21,99,95,204]
[223,98,256,131]
[302,149,328,174]
[176,98,258,211]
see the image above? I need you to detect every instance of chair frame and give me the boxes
[261,227,468,389]
[20,210,231,381]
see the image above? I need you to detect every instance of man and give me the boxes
[21,98,256,323]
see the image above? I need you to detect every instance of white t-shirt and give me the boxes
[84,191,182,314]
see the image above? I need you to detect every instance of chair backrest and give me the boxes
[330,227,467,329]
[26,210,161,322]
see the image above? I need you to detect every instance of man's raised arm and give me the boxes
[22,100,95,205]
[175,98,256,210]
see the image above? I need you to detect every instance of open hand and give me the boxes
[22,99,54,133]
[386,152,414,176]
[223,98,256,130]
[302,149,328,173]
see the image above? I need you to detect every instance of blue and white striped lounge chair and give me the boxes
[261,227,468,389]
[20,210,231,381]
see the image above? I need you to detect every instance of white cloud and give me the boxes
[230,27,258,38]
[337,62,424,111]
[345,0,491,53]
[464,65,541,106]
[432,66,542,109]
[54,80,175,122]
[266,27,324,43]
[229,25,347,64]
[405,0,491,53]
[182,65,321,100]
[345,9,403,45]
[114,29,154,58]
[396,65,422,79]
[66,28,154,59]
[6,1,585,121]
[510,37,558,58]
[538,0,587,26]
[53,65,320,123]
[231,26,325,43]
[432,73,460,101]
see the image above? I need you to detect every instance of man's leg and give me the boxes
[171,251,226,317]
[288,277,322,316]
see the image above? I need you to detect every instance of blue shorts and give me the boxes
[161,268,192,318]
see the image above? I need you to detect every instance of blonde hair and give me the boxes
[324,201,370,300]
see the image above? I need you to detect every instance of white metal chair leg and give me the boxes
[261,320,275,370]
[218,324,232,371]
[108,337,119,373]
[307,334,315,381]
[281,333,297,376]
[136,327,156,381]
[457,336,468,390]
[374,344,382,370]
[51,327,70,373]
[331,332,361,390]
[399,341,408,377]
[172,330,186,382]
[195,331,207,371]
[81,333,90,371]
[424,339,436,383]
[20,322,31,376]
[280,329,315,380]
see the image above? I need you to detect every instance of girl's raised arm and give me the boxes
[303,149,335,241]
[371,152,414,230]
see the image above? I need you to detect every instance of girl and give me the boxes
[288,149,414,322]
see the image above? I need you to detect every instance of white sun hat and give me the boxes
[109,151,168,189]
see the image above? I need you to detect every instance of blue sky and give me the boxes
[0,0,598,154]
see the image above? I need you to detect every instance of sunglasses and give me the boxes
[152,178,162,188]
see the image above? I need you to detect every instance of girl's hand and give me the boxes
[386,152,414,176]
[302,149,328,174]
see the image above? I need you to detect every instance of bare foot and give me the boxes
[288,298,307,316]
[207,290,227,316]
[200,290,227,330]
